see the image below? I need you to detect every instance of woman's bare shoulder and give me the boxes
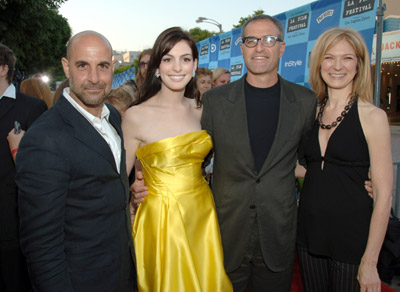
[124,99,159,121]
[358,100,389,141]
[358,100,388,123]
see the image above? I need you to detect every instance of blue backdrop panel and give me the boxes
[198,38,211,66]
[339,0,376,30]
[231,28,243,57]
[218,31,233,60]
[210,35,220,64]
[112,67,135,88]
[309,1,341,41]
[280,42,309,85]
[284,5,312,46]
[230,56,246,82]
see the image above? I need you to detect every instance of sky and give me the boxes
[59,0,315,52]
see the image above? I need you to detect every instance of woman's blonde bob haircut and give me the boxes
[212,67,230,84]
[309,27,372,103]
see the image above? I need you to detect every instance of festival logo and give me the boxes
[343,0,375,18]
[230,64,243,77]
[316,9,334,24]
[200,44,209,56]
[210,44,217,53]
[220,37,231,51]
[287,13,309,33]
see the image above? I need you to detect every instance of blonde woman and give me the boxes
[196,67,212,99]
[212,67,230,87]
[296,28,392,291]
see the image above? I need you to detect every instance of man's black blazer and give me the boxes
[16,96,136,292]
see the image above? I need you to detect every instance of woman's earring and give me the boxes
[192,70,196,78]
[155,70,160,78]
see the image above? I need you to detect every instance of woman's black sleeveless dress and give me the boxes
[297,101,372,264]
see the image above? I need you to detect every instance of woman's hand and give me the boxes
[7,128,25,162]
[357,259,381,292]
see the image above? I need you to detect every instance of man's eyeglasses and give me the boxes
[139,62,149,68]
[242,35,283,48]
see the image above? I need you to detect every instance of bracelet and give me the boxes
[11,148,18,155]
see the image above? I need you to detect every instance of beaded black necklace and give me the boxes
[317,96,356,130]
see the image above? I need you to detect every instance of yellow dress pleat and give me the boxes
[133,130,232,292]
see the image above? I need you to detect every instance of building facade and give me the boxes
[373,0,400,121]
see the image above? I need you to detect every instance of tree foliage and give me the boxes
[0,0,71,83]
[233,9,265,28]
[189,27,215,43]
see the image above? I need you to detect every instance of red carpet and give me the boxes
[290,256,397,292]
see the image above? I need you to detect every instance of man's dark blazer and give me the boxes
[16,95,136,292]
[201,75,317,273]
[0,91,47,291]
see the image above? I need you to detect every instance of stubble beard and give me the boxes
[70,83,108,108]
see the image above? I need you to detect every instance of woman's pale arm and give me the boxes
[358,105,393,291]
[122,107,143,224]
[121,107,142,176]
[7,129,25,163]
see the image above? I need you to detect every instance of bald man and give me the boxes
[16,31,136,292]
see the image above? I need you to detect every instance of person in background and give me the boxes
[196,67,212,100]
[53,78,69,105]
[296,27,392,291]
[20,77,53,108]
[123,27,232,292]
[0,43,47,292]
[212,67,230,87]
[123,79,139,99]
[15,31,136,291]
[136,49,151,88]
[105,84,137,117]
[203,67,226,181]
[196,67,214,180]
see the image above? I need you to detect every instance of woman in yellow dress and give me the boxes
[122,27,232,292]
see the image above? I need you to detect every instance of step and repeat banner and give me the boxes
[113,0,377,89]
[197,0,378,87]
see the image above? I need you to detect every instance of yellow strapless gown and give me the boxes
[133,130,232,292]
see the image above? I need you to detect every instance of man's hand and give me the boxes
[130,170,148,207]
[365,180,373,199]
[130,171,147,224]
[365,171,373,199]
